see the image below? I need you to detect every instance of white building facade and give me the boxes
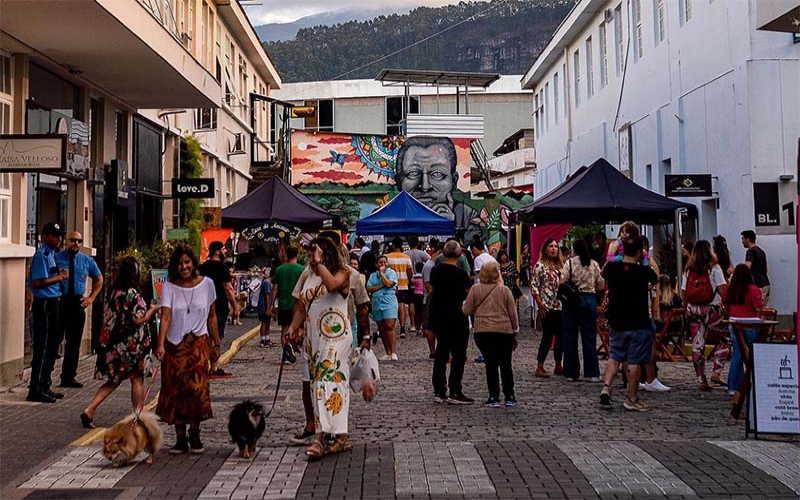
[522,0,800,314]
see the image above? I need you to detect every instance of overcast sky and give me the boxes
[243,0,461,25]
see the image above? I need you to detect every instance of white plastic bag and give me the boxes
[350,348,380,402]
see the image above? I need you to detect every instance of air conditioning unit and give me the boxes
[229,133,246,155]
[604,9,614,24]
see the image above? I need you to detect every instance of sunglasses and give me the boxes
[69,238,83,243]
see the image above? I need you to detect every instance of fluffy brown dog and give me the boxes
[229,291,248,325]
[102,412,162,467]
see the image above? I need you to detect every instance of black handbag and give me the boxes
[556,258,580,309]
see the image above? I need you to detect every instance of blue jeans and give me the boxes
[217,313,228,340]
[561,293,599,379]
[728,326,757,393]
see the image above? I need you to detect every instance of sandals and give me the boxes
[324,436,352,456]
[305,440,324,462]
[80,412,95,429]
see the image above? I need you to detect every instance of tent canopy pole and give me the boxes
[675,209,683,288]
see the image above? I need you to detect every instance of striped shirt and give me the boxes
[386,251,412,290]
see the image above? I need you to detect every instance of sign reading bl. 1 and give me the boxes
[172,178,214,199]
[753,182,797,235]
[665,174,712,197]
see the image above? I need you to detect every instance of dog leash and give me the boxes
[263,345,292,419]
[131,364,159,428]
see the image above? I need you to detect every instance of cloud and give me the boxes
[243,1,461,25]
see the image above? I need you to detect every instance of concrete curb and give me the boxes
[71,326,260,446]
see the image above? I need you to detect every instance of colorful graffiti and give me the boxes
[291,130,529,242]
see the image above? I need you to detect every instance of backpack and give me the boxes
[685,269,715,305]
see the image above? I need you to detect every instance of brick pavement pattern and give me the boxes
[3,302,800,500]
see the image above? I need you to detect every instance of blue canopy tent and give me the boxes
[356,191,455,236]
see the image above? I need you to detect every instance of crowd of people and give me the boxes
[25,219,774,461]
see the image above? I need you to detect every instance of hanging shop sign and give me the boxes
[241,221,301,242]
[753,181,797,235]
[665,174,712,197]
[172,178,215,199]
[0,134,66,173]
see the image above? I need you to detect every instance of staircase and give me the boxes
[247,162,283,193]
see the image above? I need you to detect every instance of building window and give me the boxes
[599,23,608,88]
[544,83,549,131]
[506,177,515,187]
[656,0,666,44]
[180,0,194,51]
[386,96,418,135]
[0,173,10,242]
[303,99,334,132]
[585,37,594,99]
[633,0,643,60]
[553,72,559,125]
[573,49,581,107]
[615,4,624,76]
[562,63,567,118]
[194,108,217,130]
[681,0,692,25]
[533,93,539,138]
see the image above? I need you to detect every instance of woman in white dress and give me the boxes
[288,237,351,461]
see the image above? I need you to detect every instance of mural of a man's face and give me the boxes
[397,142,457,219]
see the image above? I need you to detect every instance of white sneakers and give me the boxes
[391,353,399,361]
[638,379,671,392]
[379,353,400,361]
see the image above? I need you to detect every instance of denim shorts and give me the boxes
[372,306,398,322]
[609,328,653,365]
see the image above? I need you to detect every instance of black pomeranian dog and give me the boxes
[228,400,266,458]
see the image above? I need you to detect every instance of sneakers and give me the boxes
[409,325,416,334]
[433,393,448,404]
[259,338,276,348]
[644,379,670,392]
[483,397,502,408]
[399,332,407,339]
[169,435,189,455]
[282,345,297,364]
[209,368,232,379]
[474,355,484,363]
[379,354,392,361]
[504,396,518,407]
[188,429,204,454]
[586,377,602,383]
[600,385,612,409]
[447,393,474,405]
[623,397,651,412]
[290,428,315,445]
[390,353,399,361]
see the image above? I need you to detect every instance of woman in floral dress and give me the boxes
[80,256,158,428]
[288,237,352,461]
[530,239,565,378]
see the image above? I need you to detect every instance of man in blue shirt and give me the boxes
[28,222,68,403]
[56,231,103,388]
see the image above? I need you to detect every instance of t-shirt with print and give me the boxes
[428,263,472,332]
[386,251,412,290]
[681,264,726,306]
[603,261,658,331]
[745,246,770,288]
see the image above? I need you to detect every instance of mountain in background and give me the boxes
[256,9,394,42]
[262,0,576,83]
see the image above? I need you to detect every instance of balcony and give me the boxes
[0,0,219,108]
[487,148,536,176]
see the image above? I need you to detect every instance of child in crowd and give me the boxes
[257,269,275,347]
[412,262,425,335]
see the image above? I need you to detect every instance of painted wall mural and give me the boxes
[291,130,530,242]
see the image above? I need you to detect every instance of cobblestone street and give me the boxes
[1,307,799,500]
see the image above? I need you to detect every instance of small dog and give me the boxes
[229,291,248,325]
[102,412,162,467]
[228,400,266,459]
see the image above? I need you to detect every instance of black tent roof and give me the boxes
[221,176,333,228]
[517,158,698,225]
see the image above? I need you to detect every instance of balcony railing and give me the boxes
[137,0,183,43]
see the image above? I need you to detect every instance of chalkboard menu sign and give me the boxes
[749,343,800,436]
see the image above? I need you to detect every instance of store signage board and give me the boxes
[665,174,712,197]
[749,343,800,436]
[0,134,67,173]
[753,182,797,235]
[166,228,189,240]
[172,178,215,199]
[241,221,301,241]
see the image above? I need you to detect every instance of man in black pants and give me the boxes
[27,223,68,403]
[56,231,103,388]
[428,240,473,404]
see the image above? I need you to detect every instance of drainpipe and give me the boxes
[563,47,573,172]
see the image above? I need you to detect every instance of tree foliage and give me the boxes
[264,0,576,83]
[181,135,204,256]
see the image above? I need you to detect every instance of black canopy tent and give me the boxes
[221,176,334,230]
[516,158,698,280]
[516,158,698,225]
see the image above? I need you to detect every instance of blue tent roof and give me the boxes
[356,191,455,236]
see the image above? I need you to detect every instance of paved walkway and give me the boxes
[1,304,799,500]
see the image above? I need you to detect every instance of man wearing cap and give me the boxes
[56,231,103,388]
[28,222,68,403]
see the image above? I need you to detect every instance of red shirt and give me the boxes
[726,285,764,318]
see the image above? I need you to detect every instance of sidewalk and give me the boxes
[0,318,259,490]
[2,310,800,499]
